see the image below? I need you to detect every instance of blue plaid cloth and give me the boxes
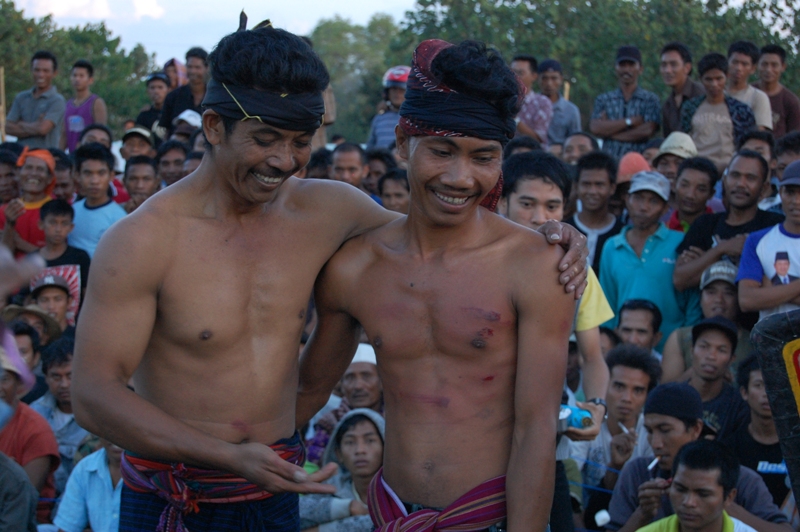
[591,87,661,158]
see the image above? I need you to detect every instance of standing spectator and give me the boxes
[163,58,187,90]
[512,54,553,145]
[615,299,666,360]
[69,143,126,257]
[737,160,800,319]
[755,45,800,138]
[660,42,705,137]
[155,139,188,187]
[0,149,55,255]
[538,59,580,150]
[681,53,756,173]
[564,151,624,273]
[366,66,409,150]
[726,41,773,131]
[60,60,107,153]
[35,200,91,303]
[562,132,599,166]
[158,48,208,137]
[668,157,718,233]
[50,149,76,203]
[77,124,112,149]
[11,321,48,404]
[0,150,19,204]
[364,148,397,197]
[182,151,203,177]
[377,169,410,214]
[135,72,170,144]
[331,143,374,199]
[673,151,783,290]
[590,46,660,159]
[5,51,66,149]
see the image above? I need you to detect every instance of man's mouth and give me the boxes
[433,190,469,205]
[251,170,282,185]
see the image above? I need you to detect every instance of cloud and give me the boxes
[132,0,164,19]
[18,0,111,19]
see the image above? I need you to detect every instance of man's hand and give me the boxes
[4,199,25,225]
[349,499,369,516]
[564,401,604,441]
[609,431,636,469]
[0,245,43,298]
[637,478,670,520]
[536,220,589,299]
[231,442,338,494]
[714,234,748,259]
[676,246,703,266]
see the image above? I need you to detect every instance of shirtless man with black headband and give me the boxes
[73,26,587,531]
[299,40,575,531]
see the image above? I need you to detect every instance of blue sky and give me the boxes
[17,0,417,65]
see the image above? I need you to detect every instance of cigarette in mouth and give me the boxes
[647,457,660,471]
[618,422,630,435]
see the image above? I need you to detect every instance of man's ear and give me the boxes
[395,126,410,162]
[203,110,225,147]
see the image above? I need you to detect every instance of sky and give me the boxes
[16,0,418,65]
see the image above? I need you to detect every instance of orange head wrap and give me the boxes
[17,147,56,197]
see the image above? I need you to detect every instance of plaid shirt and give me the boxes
[680,95,755,147]
[517,91,553,145]
[591,87,661,158]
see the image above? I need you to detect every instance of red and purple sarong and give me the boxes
[368,467,507,532]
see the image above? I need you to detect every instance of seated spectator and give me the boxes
[32,337,88,494]
[615,299,665,360]
[122,156,159,214]
[10,321,47,404]
[182,151,203,178]
[662,261,752,383]
[599,171,701,350]
[652,132,698,197]
[610,152,651,221]
[599,326,622,356]
[0,346,60,523]
[681,53,755,173]
[52,437,122,532]
[686,316,748,440]
[776,132,800,181]
[570,345,661,527]
[737,160,800,319]
[30,274,75,339]
[606,382,788,531]
[35,199,91,303]
[189,129,206,153]
[69,143,127,257]
[77,124,112,149]
[305,344,383,466]
[503,135,542,160]
[673,151,784,291]
[377,168,410,214]
[735,130,779,211]
[299,409,384,532]
[668,157,718,232]
[365,148,397,197]
[642,138,664,167]
[306,148,333,180]
[0,150,19,206]
[0,445,39,531]
[1,303,61,346]
[637,439,757,532]
[170,123,196,144]
[564,151,624,272]
[119,127,155,161]
[155,139,188,187]
[562,132,599,165]
[725,356,793,514]
[49,149,76,203]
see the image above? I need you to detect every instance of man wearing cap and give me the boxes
[659,42,705,138]
[158,47,209,138]
[31,274,75,338]
[738,159,800,319]
[590,46,661,159]
[606,382,789,532]
[2,303,61,346]
[120,127,155,161]
[599,171,699,349]
[652,132,697,196]
[136,72,170,144]
[72,26,592,532]
[538,59,581,150]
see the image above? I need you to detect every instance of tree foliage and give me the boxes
[0,0,155,137]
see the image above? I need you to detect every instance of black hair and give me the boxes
[660,42,692,66]
[9,320,40,355]
[0,149,18,168]
[40,198,74,221]
[155,140,189,165]
[378,168,409,195]
[185,46,209,65]
[619,299,663,333]
[48,149,72,172]
[207,26,329,137]
[737,130,775,159]
[501,151,571,200]
[78,124,113,144]
[432,41,522,125]
[331,134,345,143]
[605,344,662,391]
[760,44,787,64]
[307,148,332,175]
[503,136,543,161]
[333,142,367,165]
[698,53,728,77]
[0,142,24,157]
[366,148,397,172]
[186,151,204,162]
[333,413,382,448]
[644,138,664,151]
[576,151,618,185]
[41,336,74,376]
[71,59,94,77]
[73,142,115,173]
[677,157,720,189]
[189,129,206,150]
[672,439,740,498]
[730,149,770,183]
[776,132,800,157]
[564,131,600,151]
[736,355,761,391]
[727,41,759,64]
[599,326,622,348]
[31,50,57,71]
[512,53,538,73]
[125,155,157,177]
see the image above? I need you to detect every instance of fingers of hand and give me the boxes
[308,463,338,483]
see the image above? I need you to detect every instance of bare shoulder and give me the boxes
[489,213,563,271]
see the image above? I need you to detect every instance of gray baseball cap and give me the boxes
[700,260,738,290]
[780,159,800,187]
[628,171,670,202]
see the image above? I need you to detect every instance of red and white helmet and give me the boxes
[383,66,411,89]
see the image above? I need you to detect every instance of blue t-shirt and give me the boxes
[53,448,122,532]
[69,199,126,258]
[736,223,800,320]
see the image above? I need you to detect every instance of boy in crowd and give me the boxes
[31,274,75,339]
[60,60,108,153]
[615,299,666,360]
[737,159,800,318]
[69,143,126,257]
[668,157,718,233]
[565,151,624,273]
[123,156,160,214]
[726,41,773,131]
[637,440,757,532]
[35,199,91,303]
[155,139,187,187]
[681,53,756,173]
[606,382,789,531]
[755,44,800,138]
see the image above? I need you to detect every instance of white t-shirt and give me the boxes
[729,85,773,130]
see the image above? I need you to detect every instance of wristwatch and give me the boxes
[625,117,633,128]
[587,397,607,416]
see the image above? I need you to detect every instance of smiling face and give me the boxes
[19,156,51,197]
[577,168,615,214]
[0,162,18,202]
[32,58,55,91]
[758,53,785,85]
[723,156,768,210]
[660,51,691,89]
[615,60,642,87]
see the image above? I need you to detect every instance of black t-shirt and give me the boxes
[46,246,91,302]
[724,423,790,507]
[677,210,785,254]
[158,85,204,134]
[135,106,160,130]
[701,382,749,441]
